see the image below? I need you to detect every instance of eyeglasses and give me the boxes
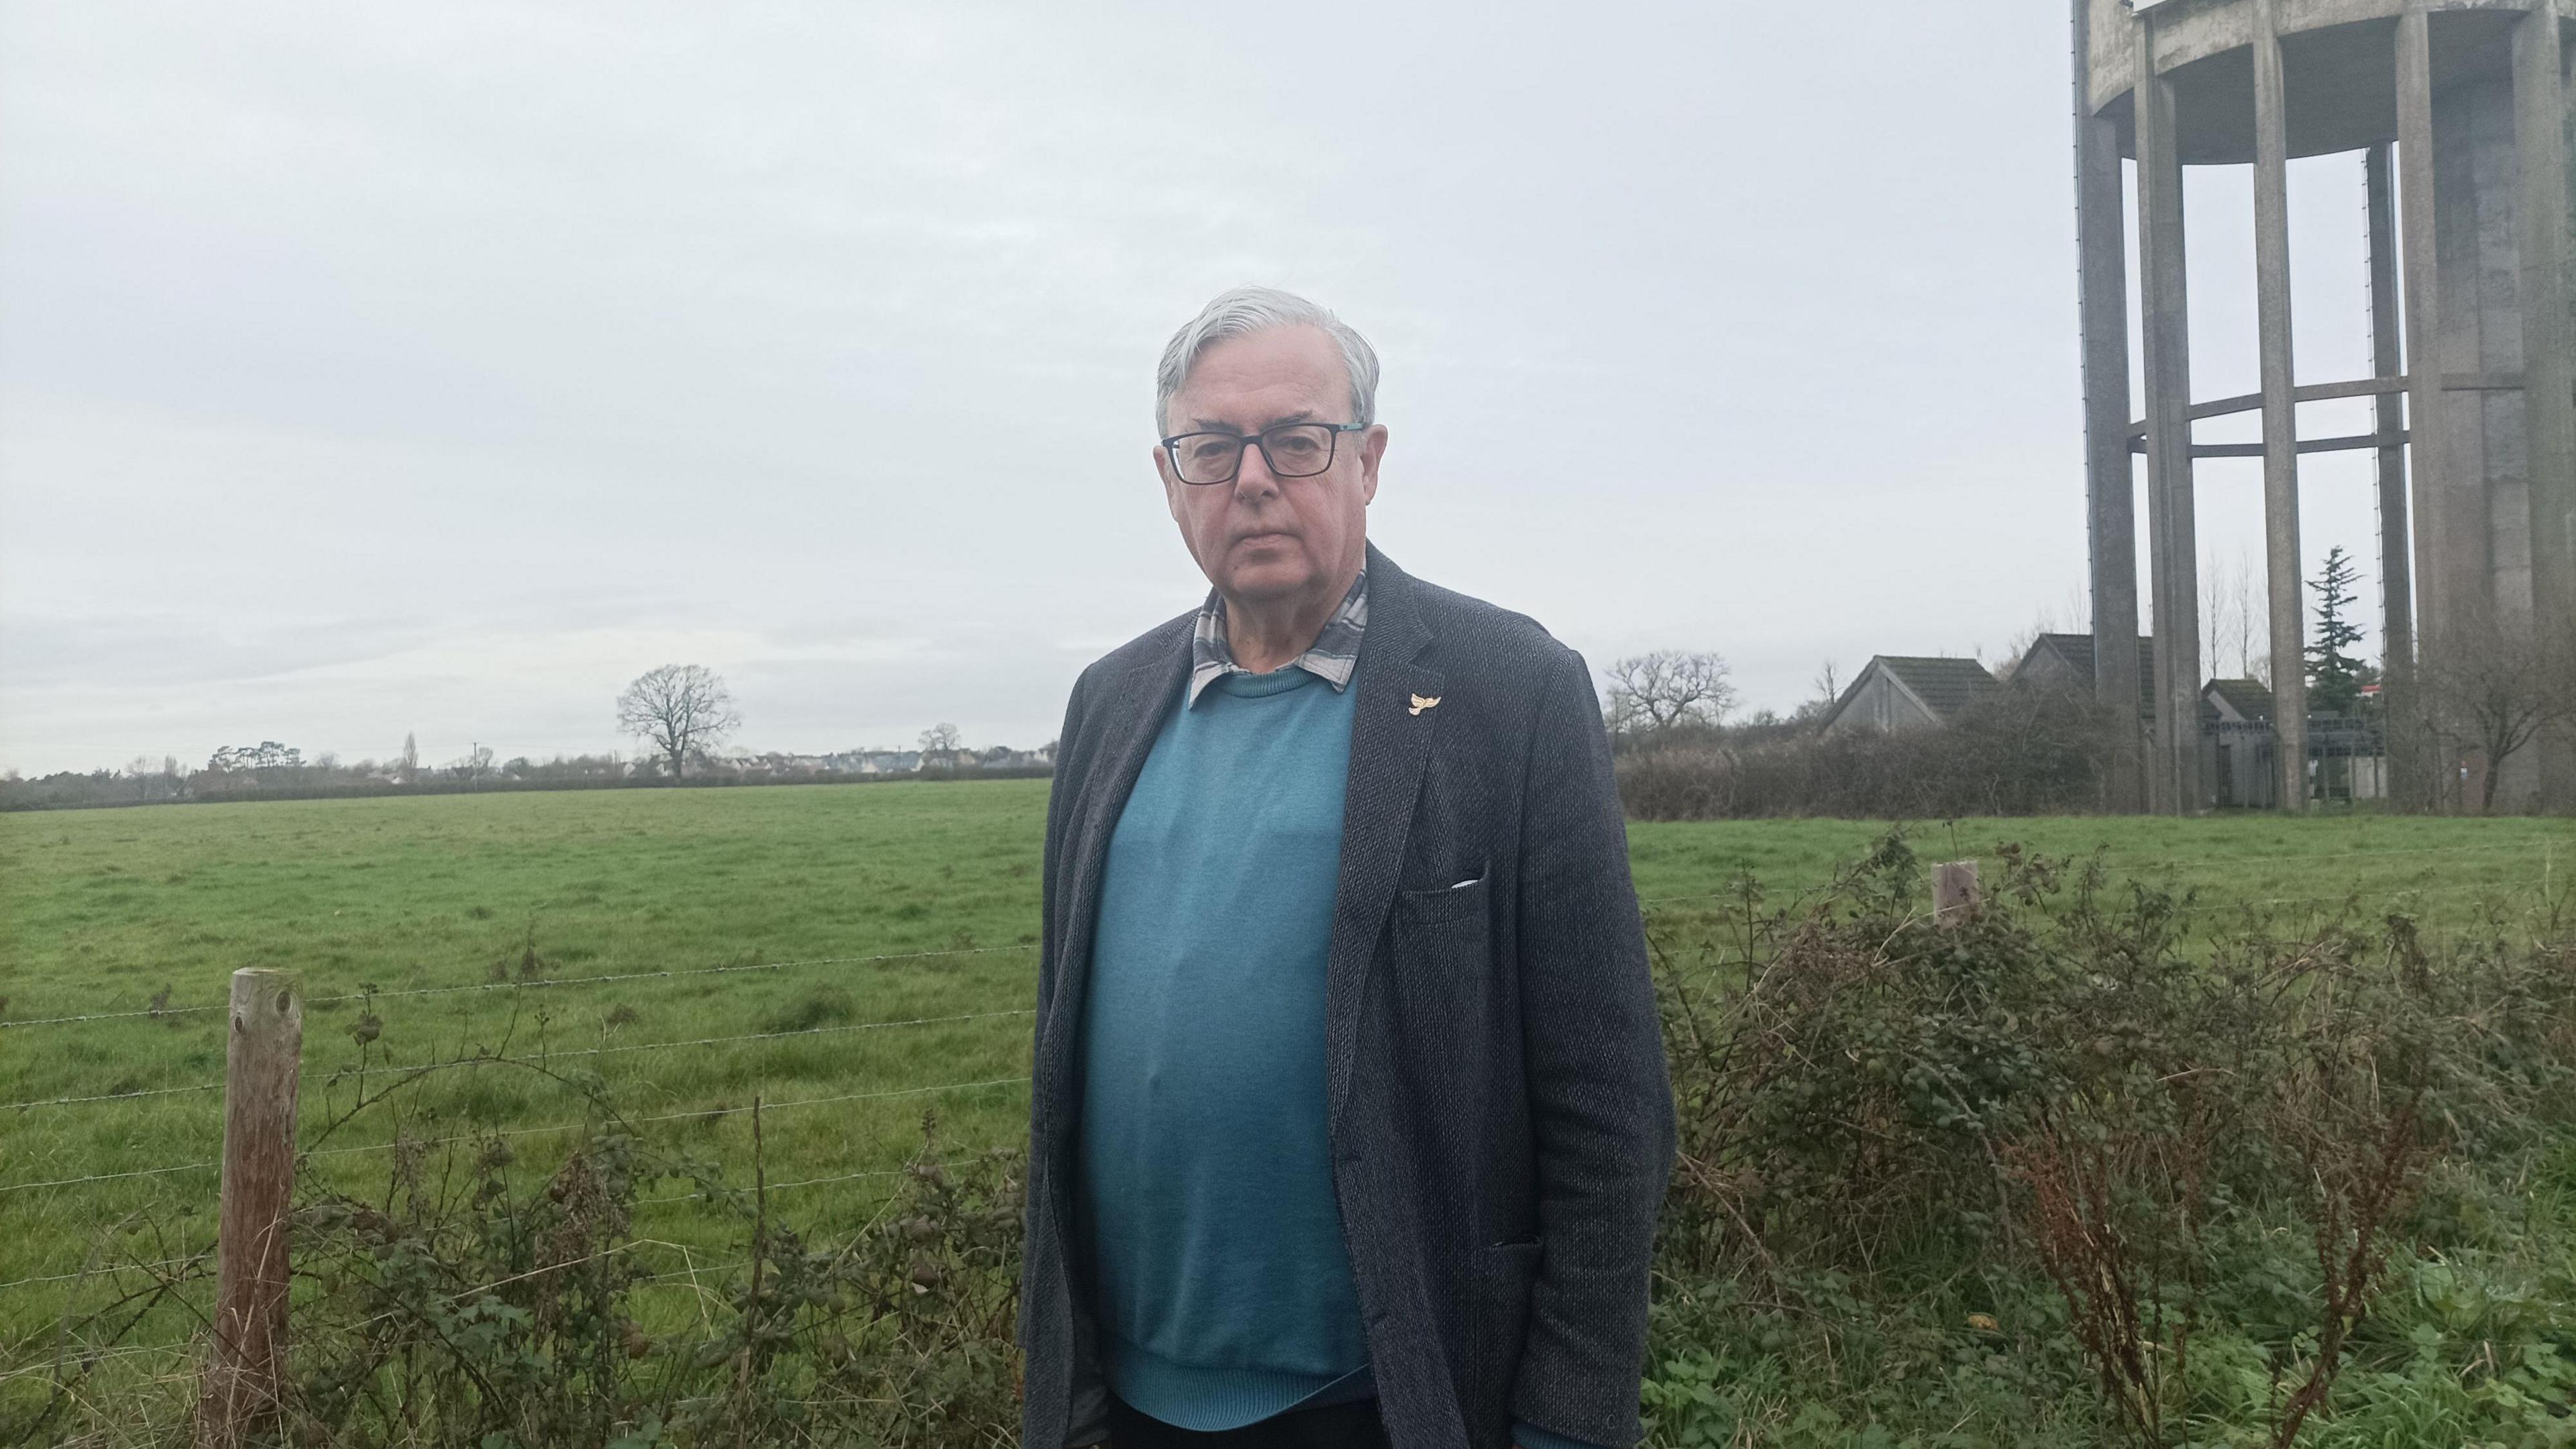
[1159,422,1366,486]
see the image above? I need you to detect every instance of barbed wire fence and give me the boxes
[0,837,2566,1436]
[5,849,2564,1201]
[0,928,1061,1442]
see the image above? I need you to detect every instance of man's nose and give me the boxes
[1232,442,1281,501]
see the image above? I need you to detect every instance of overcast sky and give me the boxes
[0,1,2399,775]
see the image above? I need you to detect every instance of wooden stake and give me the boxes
[1934,861,1982,927]
[199,969,300,1447]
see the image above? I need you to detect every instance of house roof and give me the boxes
[2015,633,2156,716]
[1874,656,2002,719]
[2203,678,2275,722]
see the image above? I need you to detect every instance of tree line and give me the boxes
[0,665,1048,812]
[1598,544,2576,816]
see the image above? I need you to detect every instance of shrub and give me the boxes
[1650,833,2576,1446]
[1619,687,2122,820]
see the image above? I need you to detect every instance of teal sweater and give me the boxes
[1077,664,1368,1429]
[1075,663,1603,1449]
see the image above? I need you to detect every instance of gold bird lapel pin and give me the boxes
[1408,694,1442,716]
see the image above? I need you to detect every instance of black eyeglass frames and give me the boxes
[1159,422,1367,486]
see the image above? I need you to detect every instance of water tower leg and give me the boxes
[2365,145,2416,804]
[2074,0,2142,812]
[2513,1,2576,810]
[2396,5,2451,807]
[2136,17,2206,814]
[2253,0,2310,812]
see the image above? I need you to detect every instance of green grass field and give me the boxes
[2,783,2569,1360]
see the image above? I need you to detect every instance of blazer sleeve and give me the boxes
[1507,645,1678,1449]
[1025,666,1115,1447]
[1036,667,1088,1032]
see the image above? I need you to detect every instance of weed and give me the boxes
[757,985,856,1036]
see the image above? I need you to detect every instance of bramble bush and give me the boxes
[1646,835,2576,1447]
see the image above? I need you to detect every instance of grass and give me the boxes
[1,784,2568,1364]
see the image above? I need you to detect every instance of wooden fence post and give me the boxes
[199,968,300,1447]
[1934,861,1982,927]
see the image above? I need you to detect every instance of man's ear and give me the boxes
[1154,444,1185,521]
[1356,424,1389,506]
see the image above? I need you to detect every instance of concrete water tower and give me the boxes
[2072,0,2576,813]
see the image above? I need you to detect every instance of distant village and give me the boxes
[729,743,1056,777]
[0,736,1059,811]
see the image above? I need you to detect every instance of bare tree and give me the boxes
[616,664,743,781]
[2232,553,2265,684]
[918,722,963,768]
[2202,556,2231,682]
[1604,651,1738,739]
[2415,614,2576,812]
[2199,548,2264,682]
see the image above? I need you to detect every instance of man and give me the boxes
[1020,286,1675,1449]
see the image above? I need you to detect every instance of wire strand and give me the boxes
[1,1080,227,1112]
[0,1250,209,1294]
[327,1008,1035,1077]
[1642,873,2558,908]
[637,1153,992,1205]
[0,1075,1033,1195]
[0,943,1036,1030]
[3,1008,1032,1114]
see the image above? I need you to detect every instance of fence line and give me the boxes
[2,1007,1036,1115]
[0,1075,1035,1197]
[1641,873,2561,909]
[637,1153,991,1205]
[5,841,2561,1365]
[0,1161,213,1195]
[0,1250,210,1295]
[2245,881,2565,909]
[0,1337,204,1388]
[1,1080,229,1112]
[1,843,2548,1027]
[0,944,1039,1031]
[345,1008,1038,1078]
[312,1074,1033,1160]
[0,1242,718,1381]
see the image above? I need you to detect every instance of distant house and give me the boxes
[755,753,833,773]
[2201,678,2277,807]
[2194,677,2386,806]
[2202,678,2274,725]
[2009,633,2155,719]
[1818,656,2000,735]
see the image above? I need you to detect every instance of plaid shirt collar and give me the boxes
[1187,567,1368,708]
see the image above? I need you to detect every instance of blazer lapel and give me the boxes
[1324,547,1442,1126]
[1038,623,1188,1138]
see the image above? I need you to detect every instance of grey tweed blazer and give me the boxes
[1018,545,1676,1449]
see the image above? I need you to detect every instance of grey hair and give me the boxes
[1155,286,1381,435]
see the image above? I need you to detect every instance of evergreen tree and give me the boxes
[2305,546,2366,716]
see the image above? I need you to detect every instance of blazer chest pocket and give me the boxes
[1387,875,1497,1101]
[1395,870,1489,927]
